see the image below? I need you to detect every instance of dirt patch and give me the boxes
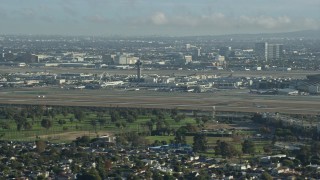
[35,131,112,141]
[205,123,233,130]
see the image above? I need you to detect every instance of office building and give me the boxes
[267,44,283,61]
[219,46,232,57]
[0,46,3,60]
[255,42,268,61]
[197,48,201,57]
[186,44,191,50]
[255,42,283,61]
[184,55,192,64]
[116,55,139,65]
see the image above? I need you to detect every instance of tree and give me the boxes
[296,146,311,165]
[13,114,26,131]
[35,140,47,153]
[281,159,294,168]
[175,129,186,144]
[126,114,135,123]
[195,117,202,126]
[193,133,207,152]
[98,118,107,130]
[215,140,240,158]
[37,175,46,180]
[91,119,97,131]
[260,172,272,180]
[260,127,271,134]
[52,166,64,174]
[23,121,32,130]
[163,173,176,180]
[156,112,165,121]
[58,119,66,126]
[252,113,265,123]
[185,123,198,132]
[263,145,273,154]
[75,136,91,146]
[155,119,165,135]
[47,109,57,120]
[311,142,320,156]
[3,107,15,120]
[41,118,52,130]
[152,170,163,180]
[62,109,68,117]
[115,121,126,129]
[69,117,74,123]
[163,120,171,135]
[0,133,5,139]
[74,109,85,122]
[105,160,112,172]
[171,108,178,118]
[173,115,183,123]
[77,168,102,180]
[127,132,148,147]
[195,169,210,180]
[128,109,138,120]
[0,122,10,130]
[242,140,256,154]
[201,115,211,124]
[145,120,154,133]
[172,160,182,172]
[110,111,120,122]
[95,157,107,179]
[96,112,104,120]
[193,110,198,118]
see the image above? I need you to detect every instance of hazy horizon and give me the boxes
[0,0,319,36]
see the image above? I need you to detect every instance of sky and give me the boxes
[0,0,319,36]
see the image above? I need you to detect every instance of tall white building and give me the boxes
[184,55,192,64]
[197,48,201,57]
[186,44,191,50]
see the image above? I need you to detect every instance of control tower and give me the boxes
[212,106,216,119]
[135,60,142,82]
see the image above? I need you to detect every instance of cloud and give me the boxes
[132,11,320,34]
[20,8,36,18]
[148,12,227,27]
[85,14,109,23]
[0,7,7,18]
[84,0,110,9]
[0,0,318,36]
[38,5,51,12]
[63,6,78,16]
[302,18,320,29]
[40,16,54,23]
[239,15,292,29]
[151,12,168,25]
[237,16,320,31]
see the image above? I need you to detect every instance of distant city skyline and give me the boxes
[0,0,319,36]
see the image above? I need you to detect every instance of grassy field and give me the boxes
[0,110,197,142]
[0,106,270,156]
[0,113,100,141]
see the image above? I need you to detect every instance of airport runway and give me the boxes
[0,88,319,115]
